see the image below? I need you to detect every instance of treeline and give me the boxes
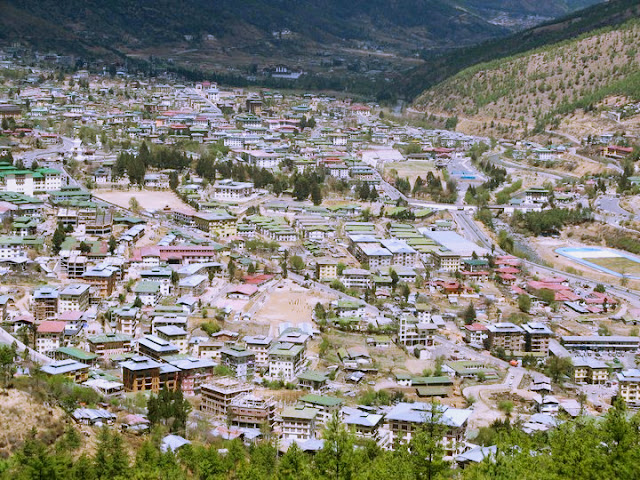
[113,143,191,184]
[512,207,592,236]
[4,399,640,480]
[412,172,458,203]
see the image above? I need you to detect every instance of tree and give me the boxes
[289,255,305,272]
[133,296,143,308]
[0,343,17,386]
[129,197,140,213]
[400,283,411,302]
[311,182,323,205]
[390,268,399,293]
[94,427,130,480]
[518,294,532,313]
[463,302,476,325]
[79,241,91,254]
[594,284,606,293]
[147,385,192,434]
[545,356,573,384]
[277,442,312,480]
[169,171,179,190]
[51,222,67,255]
[293,177,310,201]
[410,402,449,480]
[315,413,355,480]
[228,258,236,281]
[537,288,556,305]
[314,302,326,321]
[108,235,117,254]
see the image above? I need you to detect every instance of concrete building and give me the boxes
[221,345,255,379]
[279,406,319,441]
[58,284,91,313]
[200,378,252,417]
[485,323,525,353]
[617,369,640,406]
[522,322,553,355]
[268,342,305,382]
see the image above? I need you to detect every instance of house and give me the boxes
[342,407,387,447]
[386,403,471,456]
[279,406,319,441]
[297,370,329,391]
[227,284,259,300]
[55,346,98,367]
[41,359,90,383]
[298,394,343,426]
[36,321,66,356]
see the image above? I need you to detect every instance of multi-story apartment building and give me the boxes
[279,406,319,442]
[156,326,189,354]
[82,265,119,297]
[522,322,553,355]
[33,286,58,321]
[88,333,133,358]
[573,358,609,385]
[398,315,437,347]
[243,335,273,370]
[617,369,640,406]
[58,284,91,313]
[221,345,255,379]
[485,323,525,353]
[228,393,277,429]
[380,239,418,267]
[112,305,139,336]
[200,378,252,417]
[299,394,343,426]
[36,320,66,356]
[268,342,305,382]
[121,356,180,393]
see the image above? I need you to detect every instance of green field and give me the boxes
[588,256,640,276]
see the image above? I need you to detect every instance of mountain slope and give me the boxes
[0,0,601,57]
[400,0,640,99]
[413,15,640,137]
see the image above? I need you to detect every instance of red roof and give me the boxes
[465,323,488,332]
[37,321,66,334]
[242,274,274,285]
[228,284,258,296]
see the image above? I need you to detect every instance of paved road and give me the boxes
[0,327,52,365]
[596,195,636,220]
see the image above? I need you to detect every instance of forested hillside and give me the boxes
[0,0,601,62]
[414,18,640,137]
[1,399,640,480]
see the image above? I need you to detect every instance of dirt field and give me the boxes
[93,189,196,213]
[250,279,336,335]
[384,160,436,185]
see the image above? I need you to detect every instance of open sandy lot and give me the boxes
[250,279,336,335]
[93,189,196,213]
